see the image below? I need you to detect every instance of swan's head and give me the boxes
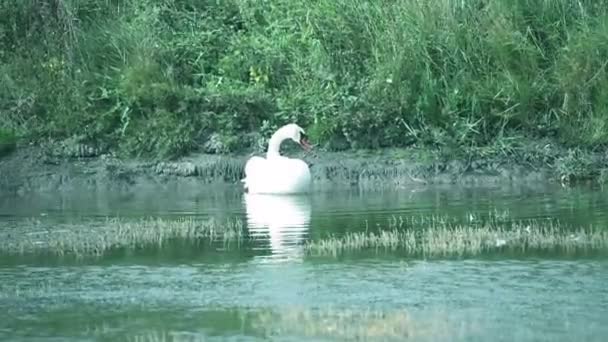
[281,123,312,152]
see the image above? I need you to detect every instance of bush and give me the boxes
[0,129,17,157]
[1,0,607,159]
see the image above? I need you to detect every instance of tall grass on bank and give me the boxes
[1,0,608,159]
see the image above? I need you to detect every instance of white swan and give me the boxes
[242,123,312,194]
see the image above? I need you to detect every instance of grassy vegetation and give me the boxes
[114,307,472,341]
[104,308,459,341]
[2,211,608,258]
[0,216,244,257]
[0,301,454,341]
[0,128,17,157]
[305,214,608,257]
[252,307,456,341]
[1,0,608,164]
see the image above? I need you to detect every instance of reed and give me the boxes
[0,216,244,257]
[304,218,608,257]
[2,211,607,259]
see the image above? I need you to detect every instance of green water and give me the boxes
[1,182,608,341]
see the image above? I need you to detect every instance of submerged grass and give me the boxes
[124,307,463,341]
[253,308,457,341]
[305,216,608,257]
[0,217,244,257]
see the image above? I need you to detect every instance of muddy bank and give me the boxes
[2,140,580,195]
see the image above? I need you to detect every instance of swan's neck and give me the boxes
[267,134,286,158]
[266,128,289,158]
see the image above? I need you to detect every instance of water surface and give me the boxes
[1,182,607,341]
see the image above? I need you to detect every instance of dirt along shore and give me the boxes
[1,140,570,196]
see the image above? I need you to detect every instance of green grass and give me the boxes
[1,0,608,161]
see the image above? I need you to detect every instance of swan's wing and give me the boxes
[244,156,266,176]
[243,156,311,193]
[285,158,311,178]
[242,156,266,190]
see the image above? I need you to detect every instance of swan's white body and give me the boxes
[242,124,312,194]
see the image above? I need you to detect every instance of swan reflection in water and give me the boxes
[243,193,311,262]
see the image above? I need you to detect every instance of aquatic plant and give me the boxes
[120,307,460,341]
[304,217,608,257]
[251,307,457,341]
[0,217,244,257]
[2,209,607,259]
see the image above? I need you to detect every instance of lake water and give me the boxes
[1,182,608,341]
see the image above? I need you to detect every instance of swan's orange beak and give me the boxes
[299,136,313,152]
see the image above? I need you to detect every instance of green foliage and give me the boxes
[0,129,17,157]
[1,0,608,159]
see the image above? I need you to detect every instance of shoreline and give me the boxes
[4,140,598,195]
